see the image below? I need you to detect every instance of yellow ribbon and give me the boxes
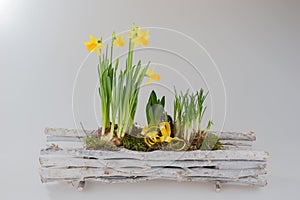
[142,122,186,150]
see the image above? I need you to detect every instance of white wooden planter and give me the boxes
[39,128,269,191]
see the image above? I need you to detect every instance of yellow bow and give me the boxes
[142,122,185,150]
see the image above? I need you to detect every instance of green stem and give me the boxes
[110,39,114,66]
[127,39,133,68]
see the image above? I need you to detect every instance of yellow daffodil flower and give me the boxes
[132,28,149,47]
[113,35,126,48]
[84,35,104,56]
[146,69,160,85]
[127,24,149,47]
[135,27,142,35]
[128,29,134,39]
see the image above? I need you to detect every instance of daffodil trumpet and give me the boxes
[146,69,160,85]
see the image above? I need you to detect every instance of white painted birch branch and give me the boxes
[42,175,267,187]
[44,128,256,141]
[221,145,252,150]
[44,128,256,151]
[40,149,269,161]
[40,157,266,169]
[40,167,266,181]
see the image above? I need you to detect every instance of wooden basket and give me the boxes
[39,128,268,191]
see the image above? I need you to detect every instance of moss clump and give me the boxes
[84,135,119,151]
[122,134,150,152]
[211,140,223,150]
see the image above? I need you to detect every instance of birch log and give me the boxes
[40,148,269,161]
[40,157,266,169]
[44,128,256,141]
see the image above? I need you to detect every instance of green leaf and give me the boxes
[145,90,166,126]
[148,104,164,126]
[161,96,165,107]
[150,90,157,104]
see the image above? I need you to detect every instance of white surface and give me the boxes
[1,0,300,199]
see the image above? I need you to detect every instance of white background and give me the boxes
[1,0,300,199]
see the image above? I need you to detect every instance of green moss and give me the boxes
[84,135,119,150]
[212,140,223,150]
[122,134,150,152]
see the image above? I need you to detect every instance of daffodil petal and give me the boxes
[150,74,160,82]
[114,35,126,48]
[90,35,98,43]
[146,69,152,77]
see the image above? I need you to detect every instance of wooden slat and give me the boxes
[44,128,256,141]
[40,156,266,169]
[40,148,269,161]
[41,175,267,186]
[40,167,266,181]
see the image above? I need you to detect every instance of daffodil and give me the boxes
[135,26,142,35]
[146,69,160,85]
[132,28,149,47]
[113,35,126,48]
[84,35,104,56]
